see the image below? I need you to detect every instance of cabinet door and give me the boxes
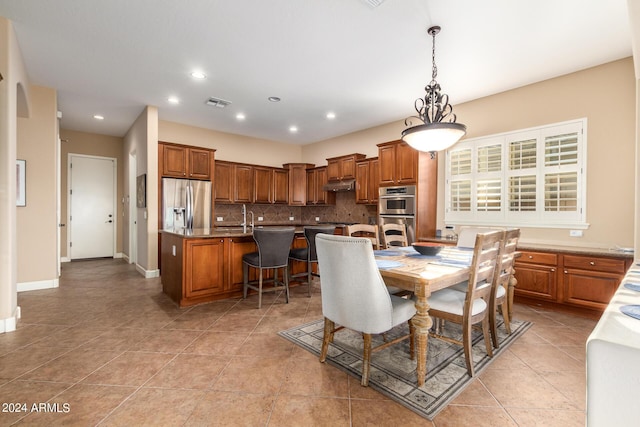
[253,166,273,203]
[369,158,379,203]
[316,167,334,205]
[327,159,341,182]
[273,168,289,204]
[162,145,187,177]
[287,164,308,206]
[395,142,418,184]
[214,161,233,203]
[341,157,357,179]
[513,263,557,301]
[289,235,308,277]
[355,161,370,204]
[562,269,621,310]
[234,165,254,203]
[189,148,211,179]
[185,239,225,298]
[306,169,317,205]
[227,237,257,291]
[378,144,396,185]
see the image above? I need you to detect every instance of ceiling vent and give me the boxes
[206,97,232,108]
[361,0,386,9]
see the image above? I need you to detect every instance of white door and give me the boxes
[69,155,116,259]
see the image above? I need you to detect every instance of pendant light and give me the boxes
[401,26,466,154]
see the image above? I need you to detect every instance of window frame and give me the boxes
[444,118,587,229]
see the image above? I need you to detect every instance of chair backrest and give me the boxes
[316,234,395,334]
[381,223,408,248]
[464,230,505,304]
[253,227,296,268]
[304,225,336,261]
[457,226,504,249]
[491,228,521,296]
[346,224,380,250]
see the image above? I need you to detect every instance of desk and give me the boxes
[375,247,472,387]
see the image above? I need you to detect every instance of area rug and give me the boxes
[278,316,532,420]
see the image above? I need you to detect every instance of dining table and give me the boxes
[374,246,474,387]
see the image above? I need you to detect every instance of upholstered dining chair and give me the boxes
[242,227,295,309]
[428,229,504,377]
[288,225,336,297]
[381,223,409,248]
[489,228,521,348]
[315,233,416,386]
[346,224,380,250]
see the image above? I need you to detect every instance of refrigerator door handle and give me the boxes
[186,182,193,229]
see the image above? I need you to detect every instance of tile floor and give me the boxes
[0,259,592,426]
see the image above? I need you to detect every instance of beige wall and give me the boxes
[303,58,637,249]
[59,129,125,258]
[159,120,303,167]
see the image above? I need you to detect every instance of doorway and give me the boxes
[68,154,117,259]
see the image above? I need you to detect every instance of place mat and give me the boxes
[620,305,640,320]
[374,249,404,257]
[624,283,640,292]
[375,260,404,270]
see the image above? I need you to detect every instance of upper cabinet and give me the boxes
[159,142,214,180]
[284,163,315,206]
[306,166,335,205]
[215,161,253,204]
[377,141,417,186]
[355,157,379,205]
[327,153,366,182]
[253,166,289,204]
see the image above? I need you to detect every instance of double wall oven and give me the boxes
[378,185,416,244]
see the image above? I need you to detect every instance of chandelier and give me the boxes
[401,26,466,154]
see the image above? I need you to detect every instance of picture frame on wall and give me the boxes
[16,159,26,207]
[136,174,146,208]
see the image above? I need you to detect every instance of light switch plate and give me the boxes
[217,216,223,221]
[289,216,294,221]
[258,217,264,221]
[569,230,583,237]
[315,217,320,221]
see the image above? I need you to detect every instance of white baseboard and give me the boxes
[17,278,60,293]
[0,306,20,333]
[61,257,70,263]
[122,254,131,263]
[115,252,124,259]
[136,263,160,278]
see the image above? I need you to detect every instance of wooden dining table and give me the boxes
[375,247,473,387]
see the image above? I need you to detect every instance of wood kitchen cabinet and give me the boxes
[159,142,213,180]
[227,236,258,292]
[306,166,335,205]
[253,166,289,204]
[513,251,558,302]
[377,140,418,186]
[327,153,365,182]
[214,161,254,204]
[562,254,629,310]
[272,168,289,204]
[284,163,315,206]
[355,157,379,204]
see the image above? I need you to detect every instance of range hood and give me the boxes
[322,178,356,192]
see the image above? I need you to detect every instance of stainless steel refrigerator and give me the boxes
[161,178,212,230]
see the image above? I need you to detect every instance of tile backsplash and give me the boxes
[213,192,378,226]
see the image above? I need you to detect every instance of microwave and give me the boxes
[378,185,416,216]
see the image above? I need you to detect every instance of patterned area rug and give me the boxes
[278,317,532,420]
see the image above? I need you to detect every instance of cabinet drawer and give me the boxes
[517,251,557,266]
[563,255,626,274]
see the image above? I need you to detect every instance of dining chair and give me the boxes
[428,229,504,376]
[381,223,409,248]
[315,233,416,386]
[242,227,296,309]
[346,224,380,250]
[489,228,521,348]
[288,225,336,297]
[456,226,504,248]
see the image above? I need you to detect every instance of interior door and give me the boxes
[69,155,116,259]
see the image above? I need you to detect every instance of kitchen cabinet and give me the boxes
[377,140,418,186]
[227,236,259,292]
[306,166,335,205]
[327,153,365,182]
[284,163,315,206]
[514,248,632,314]
[159,142,213,180]
[273,168,289,204]
[253,166,289,204]
[355,157,379,204]
[214,161,254,204]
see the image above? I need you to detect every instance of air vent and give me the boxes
[361,0,386,8]
[206,97,232,108]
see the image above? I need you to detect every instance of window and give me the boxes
[445,119,586,228]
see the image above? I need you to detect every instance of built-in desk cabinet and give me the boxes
[514,249,632,313]
[159,142,213,180]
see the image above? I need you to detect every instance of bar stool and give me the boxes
[288,225,336,296]
[243,227,296,309]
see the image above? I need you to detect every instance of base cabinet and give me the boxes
[185,239,225,298]
[513,251,558,301]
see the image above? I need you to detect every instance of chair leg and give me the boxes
[490,301,499,349]
[242,263,249,299]
[482,316,493,358]
[408,319,415,360]
[362,333,372,387]
[306,260,312,297]
[319,317,334,363]
[462,319,474,377]
[257,269,263,309]
[501,300,511,335]
[283,266,290,303]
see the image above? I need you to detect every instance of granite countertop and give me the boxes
[161,224,338,238]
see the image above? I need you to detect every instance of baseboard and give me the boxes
[17,278,60,293]
[122,254,131,263]
[115,252,124,259]
[0,306,21,333]
[61,257,70,263]
[136,263,160,279]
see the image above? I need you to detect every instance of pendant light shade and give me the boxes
[402,26,466,153]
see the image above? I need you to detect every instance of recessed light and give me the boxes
[326,112,336,119]
[167,96,180,104]
[190,71,206,79]
[268,96,281,102]
[93,115,104,120]
[236,113,246,121]
[289,126,298,133]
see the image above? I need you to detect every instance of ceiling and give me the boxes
[0,0,635,145]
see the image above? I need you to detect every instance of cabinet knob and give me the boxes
[589,261,595,266]
[550,268,555,272]
[564,270,567,274]
[528,255,533,259]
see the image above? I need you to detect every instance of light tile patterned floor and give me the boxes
[0,259,590,426]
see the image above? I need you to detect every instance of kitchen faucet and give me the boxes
[241,204,255,233]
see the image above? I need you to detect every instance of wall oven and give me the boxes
[378,185,416,244]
